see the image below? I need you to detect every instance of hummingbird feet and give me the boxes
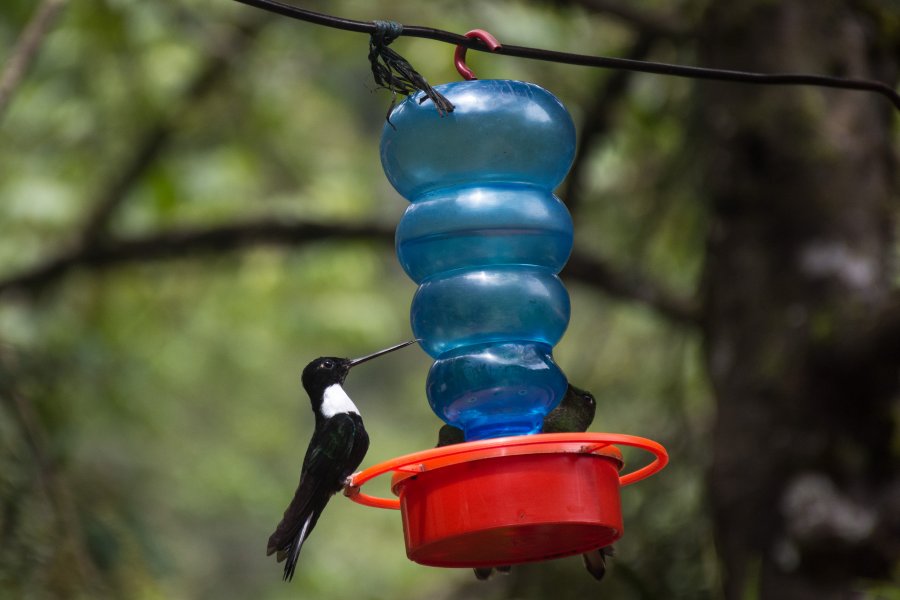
[341,475,360,498]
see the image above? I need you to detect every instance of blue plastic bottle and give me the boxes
[381,80,576,440]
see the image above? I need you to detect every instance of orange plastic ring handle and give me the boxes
[344,432,668,510]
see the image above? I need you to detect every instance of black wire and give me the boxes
[232,0,900,111]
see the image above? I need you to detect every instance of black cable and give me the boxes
[232,0,900,111]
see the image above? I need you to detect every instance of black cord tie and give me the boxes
[369,20,455,124]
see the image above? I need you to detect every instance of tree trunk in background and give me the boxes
[698,1,899,598]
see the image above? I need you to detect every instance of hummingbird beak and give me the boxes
[347,339,419,368]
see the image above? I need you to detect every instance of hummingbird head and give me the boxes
[300,340,419,408]
[301,356,353,400]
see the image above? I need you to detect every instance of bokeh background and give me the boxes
[0,1,897,598]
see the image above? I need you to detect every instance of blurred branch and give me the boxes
[560,31,658,214]
[0,218,700,326]
[0,4,699,327]
[0,0,68,122]
[0,220,395,297]
[563,251,700,325]
[541,28,700,327]
[79,15,269,245]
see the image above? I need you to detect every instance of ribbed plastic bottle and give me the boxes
[381,80,576,441]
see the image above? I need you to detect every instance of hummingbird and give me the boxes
[538,383,596,434]
[267,339,418,581]
[437,383,612,582]
[435,384,597,446]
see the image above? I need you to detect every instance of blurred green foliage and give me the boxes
[0,1,717,598]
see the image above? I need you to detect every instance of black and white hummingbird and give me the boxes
[267,339,418,581]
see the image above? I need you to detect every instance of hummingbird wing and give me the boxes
[267,413,369,580]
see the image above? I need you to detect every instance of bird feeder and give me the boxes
[347,50,667,569]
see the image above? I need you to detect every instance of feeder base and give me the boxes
[394,452,623,568]
[346,432,668,569]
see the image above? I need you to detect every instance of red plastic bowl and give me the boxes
[394,451,622,566]
[345,433,667,567]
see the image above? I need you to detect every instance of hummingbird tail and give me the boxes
[282,512,315,581]
[582,545,614,581]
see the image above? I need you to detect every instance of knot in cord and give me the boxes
[368,19,454,124]
[371,20,403,47]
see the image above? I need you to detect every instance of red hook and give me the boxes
[454,29,502,81]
